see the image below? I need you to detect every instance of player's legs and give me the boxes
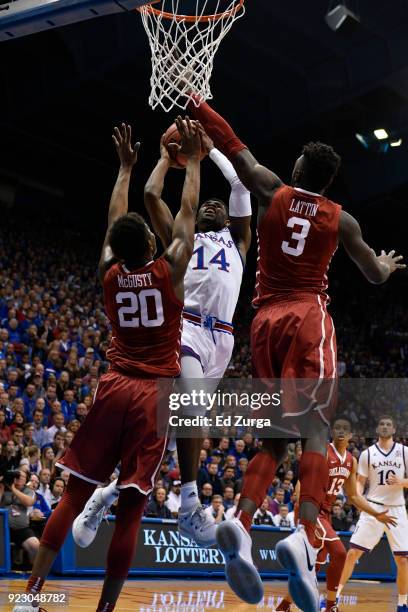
[394,555,408,609]
[324,538,347,610]
[96,487,147,612]
[336,547,364,599]
[18,475,96,606]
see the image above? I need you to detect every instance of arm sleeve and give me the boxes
[357,449,369,478]
[209,148,251,218]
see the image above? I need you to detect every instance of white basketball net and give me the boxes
[139,0,245,112]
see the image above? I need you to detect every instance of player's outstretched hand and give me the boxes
[377,250,406,274]
[175,115,201,159]
[197,121,214,155]
[112,123,140,169]
[159,133,182,169]
[375,509,398,527]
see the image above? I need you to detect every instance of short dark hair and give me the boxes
[377,414,395,426]
[301,142,341,191]
[108,213,150,267]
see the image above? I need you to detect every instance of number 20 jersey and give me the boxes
[104,258,183,378]
[253,185,341,308]
[358,443,408,506]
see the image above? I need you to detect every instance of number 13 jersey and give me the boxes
[253,185,341,308]
[104,258,183,378]
[358,443,408,506]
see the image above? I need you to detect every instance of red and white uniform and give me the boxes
[57,258,183,494]
[315,443,354,560]
[251,185,341,421]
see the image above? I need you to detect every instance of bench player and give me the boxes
[188,97,405,609]
[72,124,252,549]
[337,415,408,612]
[12,117,201,612]
[277,417,397,612]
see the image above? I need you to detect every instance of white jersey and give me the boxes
[183,228,243,323]
[358,442,408,506]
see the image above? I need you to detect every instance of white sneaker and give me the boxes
[72,487,107,548]
[178,504,216,547]
[276,525,319,612]
[216,517,263,605]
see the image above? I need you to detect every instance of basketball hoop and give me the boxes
[139,0,245,112]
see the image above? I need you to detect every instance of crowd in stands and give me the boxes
[0,208,407,567]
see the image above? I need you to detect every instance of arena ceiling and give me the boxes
[1,0,408,212]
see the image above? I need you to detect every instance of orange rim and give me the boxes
[138,0,244,22]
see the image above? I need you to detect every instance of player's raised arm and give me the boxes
[188,98,282,213]
[143,135,180,249]
[339,210,405,284]
[343,457,397,527]
[164,116,201,301]
[198,124,251,258]
[98,123,140,283]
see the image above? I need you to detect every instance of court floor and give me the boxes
[0,578,396,611]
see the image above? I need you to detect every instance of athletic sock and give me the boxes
[180,481,199,513]
[26,576,44,594]
[398,595,408,606]
[336,584,344,598]
[101,479,120,506]
[276,598,292,611]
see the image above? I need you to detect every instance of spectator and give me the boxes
[204,495,226,524]
[225,493,241,520]
[20,446,41,475]
[198,461,222,495]
[31,409,48,449]
[38,468,52,507]
[269,488,285,515]
[44,413,67,445]
[253,498,274,526]
[231,439,247,462]
[272,504,295,529]
[0,408,11,444]
[145,487,172,519]
[0,469,39,564]
[223,486,235,510]
[220,466,236,492]
[40,447,55,474]
[11,414,26,434]
[331,504,349,531]
[0,440,22,473]
[49,477,65,509]
[215,437,230,461]
[200,483,213,507]
[165,480,181,517]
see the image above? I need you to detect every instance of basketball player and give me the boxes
[277,417,397,612]
[12,117,202,612]
[187,97,405,609]
[336,415,408,612]
[72,124,252,549]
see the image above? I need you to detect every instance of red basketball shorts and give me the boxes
[56,370,169,495]
[251,295,337,424]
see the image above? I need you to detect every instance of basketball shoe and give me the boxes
[276,524,319,612]
[72,487,108,548]
[178,504,217,547]
[215,517,263,604]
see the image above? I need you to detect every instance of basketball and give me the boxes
[163,122,206,168]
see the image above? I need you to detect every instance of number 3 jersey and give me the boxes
[104,258,183,378]
[358,442,408,506]
[253,185,341,308]
[321,442,354,513]
[183,228,243,323]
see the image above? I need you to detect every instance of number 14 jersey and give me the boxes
[253,185,341,308]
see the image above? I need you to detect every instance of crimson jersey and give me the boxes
[253,185,341,307]
[321,442,354,513]
[104,258,183,378]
